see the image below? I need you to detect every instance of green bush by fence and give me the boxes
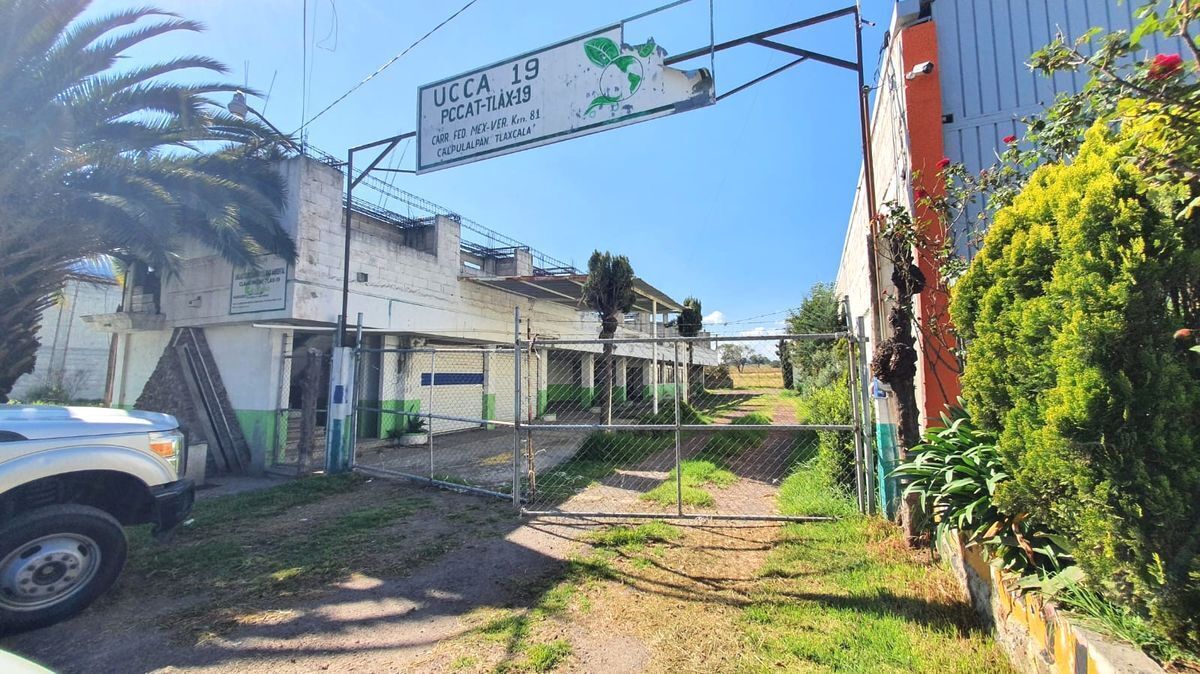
[793,380,855,492]
[951,121,1200,646]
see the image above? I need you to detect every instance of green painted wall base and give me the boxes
[537,390,548,416]
[233,409,280,470]
[642,383,678,399]
[547,384,582,403]
[482,393,496,429]
[380,400,421,438]
[613,385,626,405]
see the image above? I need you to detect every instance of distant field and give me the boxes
[729,365,784,389]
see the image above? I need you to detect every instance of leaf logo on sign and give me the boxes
[585,37,657,116]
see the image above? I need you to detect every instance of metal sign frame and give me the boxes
[333,4,880,353]
[414,22,714,174]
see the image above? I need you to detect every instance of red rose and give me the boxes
[1003,134,1017,144]
[1175,328,1195,342]
[914,187,928,199]
[936,158,951,169]
[1147,53,1184,81]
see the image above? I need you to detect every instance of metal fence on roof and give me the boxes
[303,144,577,274]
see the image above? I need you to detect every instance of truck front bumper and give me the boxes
[150,479,195,536]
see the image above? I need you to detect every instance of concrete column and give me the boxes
[614,356,627,406]
[652,300,659,414]
[378,335,403,437]
[642,358,654,400]
[271,331,294,463]
[679,353,689,404]
[580,352,595,409]
[536,348,549,416]
[482,351,497,428]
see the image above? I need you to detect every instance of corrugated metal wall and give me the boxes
[931,0,1175,252]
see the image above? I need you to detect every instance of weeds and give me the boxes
[1055,582,1198,665]
[588,521,681,551]
[641,460,737,507]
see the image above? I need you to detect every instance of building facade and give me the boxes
[86,154,714,471]
[10,260,121,403]
[837,0,1166,427]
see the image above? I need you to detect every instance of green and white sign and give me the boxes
[229,255,287,314]
[417,25,714,174]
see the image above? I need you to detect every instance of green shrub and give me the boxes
[639,400,707,426]
[793,381,855,490]
[951,120,1200,645]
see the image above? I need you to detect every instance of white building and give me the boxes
[85,154,714,472]
[10,260,121,403]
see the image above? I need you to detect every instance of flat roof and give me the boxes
[465,274,684,313]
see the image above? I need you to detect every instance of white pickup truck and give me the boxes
[0,406,194,633]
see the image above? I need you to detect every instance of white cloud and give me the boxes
[703,310,726,325]
[737,326,785,357]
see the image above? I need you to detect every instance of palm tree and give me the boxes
[581,251,636,425]
[0,0,297,400]
[676,296,703,400]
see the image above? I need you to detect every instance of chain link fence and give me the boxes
[342,310,874,520]
[517,332,871,520]
[267,336,330,475]
[351,344,526,499]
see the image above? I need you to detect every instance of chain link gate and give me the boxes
[344,306,874,521]
[349,338,525,500]
[514,306,875,521]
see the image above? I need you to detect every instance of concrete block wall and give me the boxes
[939,533,1164,674]
[110,330,174,410]
[11,279,121,402]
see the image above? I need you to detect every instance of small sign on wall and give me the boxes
[230,255,288,314]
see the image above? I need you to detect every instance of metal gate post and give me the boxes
[428,349,436,480]
[513,307,522,509]
[348,314,364,470]
[673,341,683,517]
[844,298,866,513]
[856,316,877,514]
[273,332,291,467]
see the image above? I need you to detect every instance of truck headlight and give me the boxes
[148,429,184,470]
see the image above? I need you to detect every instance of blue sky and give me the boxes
[100,0,891,337]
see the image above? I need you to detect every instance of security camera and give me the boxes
[905,61,934,79]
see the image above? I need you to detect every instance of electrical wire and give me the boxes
[294,0,480,134]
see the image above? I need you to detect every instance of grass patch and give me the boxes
[1055,582,1199,665]
[524,640,572,671]
[704,411,772,456]
[471,555,612,672]
[641,459,738,508]
[777,459,858,519]
[189,473,363,529]
[121,474,439,639]
[739,466,1013,673]
[588,521,681,552]
[532,431,675,505]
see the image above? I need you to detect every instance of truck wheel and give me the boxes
[0,505,127,633]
